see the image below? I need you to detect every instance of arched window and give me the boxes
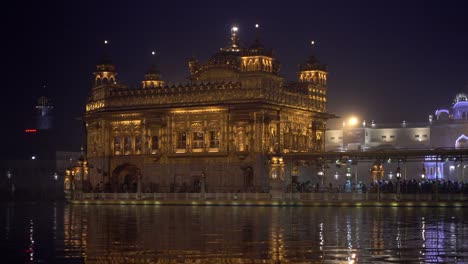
[191,123,204,151]
[209,131,220,148]
[114,137,121,155]
[135,134,142,154]
[208,122,220,151]
[151,136,159,154]
[177,132,187,149]
[192,132,204,150]
[124,136,132,155]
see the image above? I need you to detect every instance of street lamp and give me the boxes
[65,168,72,199]
[345,168,352,192]
[201,172,206,194]
[395,166,401,198]
[53,172,58,200]
[421,164,426,180]
[77,155,85,194]
[346,168,352,179]
[6,170,13,199]
[334,171,339,192]
[317,168,324,188]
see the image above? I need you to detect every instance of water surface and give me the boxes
[1,202,468,263]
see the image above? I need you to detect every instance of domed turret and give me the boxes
[453,93,468,105]
[452,92,468,120]
[142,51,165,88]
[298,54,327,85]
[94,40,118,86]
[239,24,279,74]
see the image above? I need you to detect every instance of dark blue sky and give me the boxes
[2,0,468,157]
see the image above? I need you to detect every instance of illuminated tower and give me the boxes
[142,51,165,88]
[86,40,119,112]
[297,51,328,151]
[36,96,53,130]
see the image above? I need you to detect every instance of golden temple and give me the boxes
[78,26,333,194]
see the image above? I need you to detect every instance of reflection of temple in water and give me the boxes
[59,205,468,263]
[83,26,332,194]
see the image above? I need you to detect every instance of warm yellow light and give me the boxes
[348,117,359,126]
[232,26,238,32]
[110,120,141,126]
[171,108,225,114]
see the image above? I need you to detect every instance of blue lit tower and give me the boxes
[36,96,53,130]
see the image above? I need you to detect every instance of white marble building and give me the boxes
[324,93,468,183]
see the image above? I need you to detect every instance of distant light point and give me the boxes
[311,40,315,45]
[152,51,156,56]
[232,26,238,32]
[255,24,259,28]
[104,40,108,44]
[348,117,359,126]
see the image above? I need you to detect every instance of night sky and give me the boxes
[2,0,467,158]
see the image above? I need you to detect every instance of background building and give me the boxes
[0,96,79,200]
[325,92,468,184]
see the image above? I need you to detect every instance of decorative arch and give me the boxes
[111,163,141,193]
[455,134,468,149]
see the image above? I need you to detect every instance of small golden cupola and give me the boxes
[94,40,117,87]
[142,51,165,88]
[240,24,279,74]
[298,52,328,85]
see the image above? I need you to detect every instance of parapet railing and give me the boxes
[78,192,468,202]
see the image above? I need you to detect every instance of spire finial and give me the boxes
[230,26,239,49]
[98,39,113,66]
[146,50,160,75]
[255,23,260,42]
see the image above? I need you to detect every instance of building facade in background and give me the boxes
[0,95,79,200]
[83,27,333,193]
[325,92,468,182]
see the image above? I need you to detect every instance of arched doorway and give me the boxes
[111,163,141,193]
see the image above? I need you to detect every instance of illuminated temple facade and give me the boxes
[83,27,332,193]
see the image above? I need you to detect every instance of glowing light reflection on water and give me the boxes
[1,203,468,263]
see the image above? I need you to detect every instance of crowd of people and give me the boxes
[293,178,468,194]
[367,179,468,194]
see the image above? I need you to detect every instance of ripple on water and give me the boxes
[1,204,468,263]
